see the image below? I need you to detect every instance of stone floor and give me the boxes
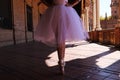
[0,41,120,80]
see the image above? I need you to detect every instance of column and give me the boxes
[85,7,89,31]
[96,0,102,30]
[81,0,84,20]
[117,0,120,27]
[81,0,89,31]
[92,0,96,31]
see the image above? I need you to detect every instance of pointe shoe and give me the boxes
[58,60,65,75]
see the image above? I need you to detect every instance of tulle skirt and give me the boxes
[34,5,89,47]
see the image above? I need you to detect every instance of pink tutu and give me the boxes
[34,5,89,47]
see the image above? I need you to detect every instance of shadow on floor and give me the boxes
[0,42,120,80]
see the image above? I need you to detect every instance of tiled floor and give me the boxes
[0,41,120,80]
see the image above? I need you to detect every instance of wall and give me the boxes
[0,0,40,47]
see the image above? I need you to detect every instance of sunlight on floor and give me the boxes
[65,43,110,60]
[45,42,112,67]
[45,51,58,67]
[96,51,120,68]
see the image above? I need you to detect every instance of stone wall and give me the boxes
[0,0,41,47]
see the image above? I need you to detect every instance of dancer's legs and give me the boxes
[56,32,65,74]
[57,41,65,75]
[56,25,65,75]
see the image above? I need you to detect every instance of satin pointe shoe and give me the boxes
[58,60,65,75]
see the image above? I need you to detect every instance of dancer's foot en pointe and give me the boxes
[58,59,65,75]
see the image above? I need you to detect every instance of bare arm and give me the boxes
[66,0,81,7]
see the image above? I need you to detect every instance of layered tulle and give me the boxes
[34,5,89,47]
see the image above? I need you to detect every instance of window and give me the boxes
[0,0,12,29]
[68,0,81,16]
[26,5,33,32]
[73,2,81,16]
[114,11,117,14]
